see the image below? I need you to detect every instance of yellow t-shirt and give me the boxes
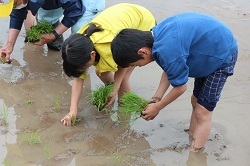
[77,3,156,79]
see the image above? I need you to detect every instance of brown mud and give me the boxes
[1,0,250,165]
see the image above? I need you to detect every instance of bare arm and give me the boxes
[114,66,127,91]
[142,72,187,120]
[105,66,127,106]
[0,29,20,62]
[155,84,187,110]
[151,71,171,102]
[61,77,84,126]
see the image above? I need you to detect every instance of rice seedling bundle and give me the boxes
[119,92,149,116]
[27,22,53,42]
[89,84,114,111]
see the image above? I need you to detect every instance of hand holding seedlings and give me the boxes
[0,57,11,64]
[26,22,53,43]
[141,102,161,121]
[0,45,13,63]
[33,33,56,46]
[105,90,117,108]
[119,92,149,120]
[89,84,115,111]
[61,112,77,126]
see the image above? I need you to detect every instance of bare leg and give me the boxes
[96,70,114,85]
[189,95,198,138]
[24,10,37,31]
[118,66,135,99]
[96,67,134,104]
[190,104,212,152]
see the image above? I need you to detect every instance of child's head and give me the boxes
[111,29,154,68]
[62,24,103,77]
[62,34,93,77]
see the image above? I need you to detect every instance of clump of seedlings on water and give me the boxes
[3,158,13,166]
[21,130,56,160]
[25,99,33,105]
[118,92,149,122]
[21,130,43,145]
[26,22,53,43]
[1,104,9,125]
[88,83,115,111]
[107,148,135,165]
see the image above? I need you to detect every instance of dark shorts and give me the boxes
[193,52,238,111]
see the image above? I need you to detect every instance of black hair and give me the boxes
[62,23,103,77]
[111,28,154,68]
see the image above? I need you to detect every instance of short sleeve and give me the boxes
[162,56,189,87]
[78,70,87,80]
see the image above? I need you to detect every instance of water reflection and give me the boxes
[0,100,17,164]
[0,63,24,84]
[186,150,208,166]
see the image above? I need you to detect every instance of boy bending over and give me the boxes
[111,12,238,152]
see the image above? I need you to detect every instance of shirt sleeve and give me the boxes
[162,55,189,87]
[9,8,28,30]
[155,52,189,87]
[78,70,87,80]
[59,0,86,28]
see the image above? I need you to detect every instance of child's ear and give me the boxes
[90,51,96,58]
[137,48,147,58]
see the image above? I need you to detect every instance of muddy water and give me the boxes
[0,0,250,165]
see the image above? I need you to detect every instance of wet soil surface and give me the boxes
[1,0,250,165]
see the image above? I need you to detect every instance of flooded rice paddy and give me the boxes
[1,0,250,165]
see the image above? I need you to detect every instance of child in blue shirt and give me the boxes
[111,12,238,152]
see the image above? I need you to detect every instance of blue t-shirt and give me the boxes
[152,12,238,87]
[10,0,85,30]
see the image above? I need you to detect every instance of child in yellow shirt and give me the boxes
[61,3,156,126]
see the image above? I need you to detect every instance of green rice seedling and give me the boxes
[107,149,135,165]
[3,158,12,166]
[21,130,42,145]
[1,104,9,125]
[88,84,115,111]
[0,57,11,64]
[71,114,76,126]
[118,92,149,121]
[42,145,51,160]
[0,57,6,63]
[26,22,53,43]
[53,96,60,111]
[40,131,56,160]
[25,99,33,105]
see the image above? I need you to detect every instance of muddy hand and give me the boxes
[0,45,13,63]
[61,113,73,126]
[0,56,12,64]
[141,103,160,121]
[33,33,54,46]
[141,110,155,121]
[105,92,116,107]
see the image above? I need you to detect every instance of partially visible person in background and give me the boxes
[0,0,105,63]
[60,3,156,126]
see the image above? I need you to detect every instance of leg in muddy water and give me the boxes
[186,148,208,166]
[118,66,135,101]
[190,104,212,152]
[188,95,198,142]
